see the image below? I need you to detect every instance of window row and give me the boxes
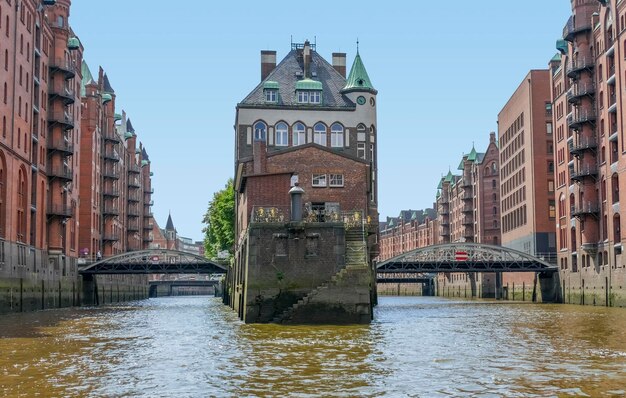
[254,121,346,147]
[312,173,344,187]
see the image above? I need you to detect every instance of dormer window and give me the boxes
[295,79,323,105]
[263,81,279,103]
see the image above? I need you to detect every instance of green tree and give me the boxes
[202,179,235,260]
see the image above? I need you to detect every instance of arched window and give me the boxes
[330,123,344,147]
[293,122,305,146]
[253,121,266,142]
[314,122,326,146]
[357,123,366,142]
[492,179,496,188]
[275,122,288,147]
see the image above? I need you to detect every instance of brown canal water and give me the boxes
[1,296,626,397]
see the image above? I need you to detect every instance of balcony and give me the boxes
[571,203,600,218]
[103,150,120,162]
[103,131,121,143]
[566,57,594,78]
[566,82,595,104]
[144,188,154,194]
[571,165,598,182]
[49,58,76,80]
[128,208,140,218]
[48,86,75,105]
[563,15,592,42]
[567,109,596,129]
[102,168,120,180]
[47,204,72,218]
[102,234,120,242]
[48,112,75,130]
[143,236,154,243]
[103,205,119,216]
[127,222,140,232]
[439,207,449,215]
[128,164,141,174]
[462,218,474,226]
[463,230,474,239]
[103,187,120,197]
[128,193,141,203]
[568,137,597,156]
[47,138,74,156]
[462,191,473,201]
[462,205,473,213]
[460,178,471,188]
[128,178,141,188]
[143,222,154,230]
[439,227,450,237]
[608,93,617,113]
[47,165,73,181]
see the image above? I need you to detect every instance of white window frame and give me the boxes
[312,174,327,187]
[314,123,326,146]
[329,174,344,187]
[253,121,266,142]
[330,123,344,147]
[310,91,321,104]
[275,122,288,146]
[357,143,366,159]
[265,89,277,103]
[297,91,309,103]
[293,123,306,146]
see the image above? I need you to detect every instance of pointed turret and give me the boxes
[81,61,95,97]
[103,73,115,94]
[165,213,175,231]
[342,50,377,94]
[467,145,478,162]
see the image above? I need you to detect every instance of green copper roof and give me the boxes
[141,160,150,167]
[556,39,568,55]
[342,52,376,93]
[388,218,395,227]
[101,93,112,104]
[149,172,154,177]
[467,145,477,162]
[551,52,562,62]
[80,61,95,97]
[295,78,323,91]
[114,113,122,121]
[411,211,418,220]
[437,179,443,189]
[457,158,465,170]
[436,190,441,199]
[124,131,133,140]
[263,81,279,90]
[68,37,80,50]
[135,148,141,154]
[444,170,454,183]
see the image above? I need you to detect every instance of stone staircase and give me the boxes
[271,228,369,324]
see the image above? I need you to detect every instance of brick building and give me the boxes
[497,70,556,299]
[552,0,626,306]
[0,0,82,283]
[77,62,154,259]
[230,40,378,323]
[378,209,437,261]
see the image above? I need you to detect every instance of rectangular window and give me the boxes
[297,91,309,103]
[264,90,277,102]
[548,200,556,219]
[329,174,344,187]
[312,174,326,187]
[546,122,553,135]
[357,143,366,159]
[310,91,321,104]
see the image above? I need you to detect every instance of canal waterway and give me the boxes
[2,296,626,397]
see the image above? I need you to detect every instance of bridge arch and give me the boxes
[377,243,557,273]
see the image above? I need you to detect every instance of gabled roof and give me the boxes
[342,51,377,94]
[239,50,355,108]
[81,61,95,97]
[103,73,115,94]
[444,170,454,183]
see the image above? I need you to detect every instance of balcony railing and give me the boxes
[571,165,598,181]
[48,111,75,129]
[144,188,154,194]
[567,109,596,129]
[102,234,120,242]
[128,208,140,217]
[103,150,120,162]
[127,222,140,232]
[128,164,141,174]
[48,86,75,105]
[49,58,76,79]
[143,236,154,242]
[566,57,594,77]
[128,178,141,188]
[568,136,597,155]
[571,203,600,218]
[462,218,474,226]
[563,15,592,42]
[128,193,141,202]
[103,130,121,143]
[47,138,74,155]
[462,205,473,213]
[566,82,595,103]
[47,204,73,218]
[103,187,120,197]
[144,223,154,230]
[47,165,73,181]
[103,205,119,216]
[102,168,120,180]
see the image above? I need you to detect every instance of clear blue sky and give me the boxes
[70,1,571,241]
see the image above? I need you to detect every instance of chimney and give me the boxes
[253,140,267,174]
[332,52,346,77]
[490,131,496,144]
[261,50,276,81]
[303,40,311,78]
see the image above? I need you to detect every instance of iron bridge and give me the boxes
[78,249,227,275]
[377,243,557,274]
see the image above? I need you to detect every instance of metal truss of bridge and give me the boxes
[377,243,558,274]
[78,249,228,275]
